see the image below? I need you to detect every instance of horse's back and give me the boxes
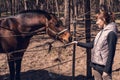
[19,10,51,20]
[13,10,52,28]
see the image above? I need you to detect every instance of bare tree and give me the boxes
[84,0,92,78]
[96,0,100,12]
[24,0,27,10]
[0,8,2,17]
[113,0,120,12]
[36,0,39,9]
[55,0,60,17]
[9,0,13,15]
[64,0,70,30]
[100,0,105,5]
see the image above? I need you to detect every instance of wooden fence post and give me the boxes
[72,0,77,80]
[72,18,77,80]
[84,0,92,79]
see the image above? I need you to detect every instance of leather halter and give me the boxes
[46,26,68,39]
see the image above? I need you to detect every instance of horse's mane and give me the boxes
[19,10,51,20]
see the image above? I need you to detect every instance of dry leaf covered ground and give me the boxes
[0,23,120,80]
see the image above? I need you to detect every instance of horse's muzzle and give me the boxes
[69,36,72,42]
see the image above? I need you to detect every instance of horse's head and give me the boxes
[46,14,72,43]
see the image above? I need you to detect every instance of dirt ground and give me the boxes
[0,24,120,80]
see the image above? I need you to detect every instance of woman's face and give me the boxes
[96,18,105,29]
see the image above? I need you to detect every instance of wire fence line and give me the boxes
[0,39,86,78]
[0,41,74,63]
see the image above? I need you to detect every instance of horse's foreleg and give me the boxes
[15,53,24,80]
[15,59,22,80]
[8,60,15,80]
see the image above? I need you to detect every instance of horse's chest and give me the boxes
[0,30,18,51]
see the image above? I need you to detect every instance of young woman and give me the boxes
[72,9,118,80]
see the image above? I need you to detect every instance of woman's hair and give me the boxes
[96,5,115,24]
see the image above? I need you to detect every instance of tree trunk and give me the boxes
[84,0,92,79]
[95,0,100,12]
[55,0,60,18]
[13,0,15,15]
[10,0,13,15]
[46,0,49,12]
[73,0,77,18]
[71,0,74,18]
[16,0,21,13]
[64,0,70,30]
[100,0,105,5]
[36,0,39,9]
[0,8,1,17]
[5,0,8,15]
[113,0,120,12]
[24,0,27,10]
[52,0,55,13]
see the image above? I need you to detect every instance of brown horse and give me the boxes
[0,10,72,80]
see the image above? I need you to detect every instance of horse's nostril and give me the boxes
[69,37,72,42]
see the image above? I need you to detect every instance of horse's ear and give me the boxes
[1,18,9,28]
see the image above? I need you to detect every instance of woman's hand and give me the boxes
[102,72,108,77]
[102,72,111,80]
[71,41,78,44]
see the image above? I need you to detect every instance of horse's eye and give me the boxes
[55,23,60,27]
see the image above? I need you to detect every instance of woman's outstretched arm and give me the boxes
[77,40,94,49]
[72,40,94,49]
